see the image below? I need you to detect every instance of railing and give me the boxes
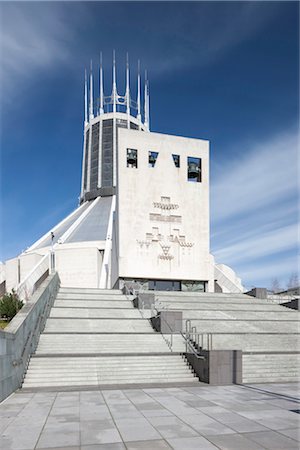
[15,287,55,386]
[182,329,300,352]
[150,298,175,350]
[123,281,145,317]
[183,320,213,351]
[267,294,298,304]
[180,332,205,359]
[16,253,50,302]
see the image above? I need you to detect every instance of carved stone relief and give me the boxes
[137,196,194,262]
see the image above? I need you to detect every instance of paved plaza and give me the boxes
[0,383,299,450]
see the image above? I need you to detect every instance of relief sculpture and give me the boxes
[137,196,194,261]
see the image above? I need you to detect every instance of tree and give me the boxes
[270,278,282,294]
[287,272,299,290]
[0,290,23,322]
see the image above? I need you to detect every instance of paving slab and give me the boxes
[166,436,218,449]
[277,427,300,441]
[125,439,172,449]
[81,445,125,450]
[243,430,299,449]
[80,419,122,445]
[147,415,199,439]
[207,433,267,450]
[113,417,161,442]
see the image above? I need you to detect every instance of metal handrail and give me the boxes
[151,298,174,351]
[123,281,145,318]
[159,313,174,351]
[181,331,205,359]
[184,320,213,351]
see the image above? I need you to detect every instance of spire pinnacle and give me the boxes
[89,60,94,120]
[137,60,141,126]
[84,69,88,125]
[99,52,104,114]
[126,52,130,127]
[144,70,149,131]
[112,50,117,113]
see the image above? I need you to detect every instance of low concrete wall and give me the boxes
[133,293,155,310]
[150,311,183,333]
[246,288,267,299]
[186,349,242,385]
[0,273,60,402]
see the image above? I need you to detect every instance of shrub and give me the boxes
[0,290,24,322]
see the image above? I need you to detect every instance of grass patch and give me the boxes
[0,320,8,330]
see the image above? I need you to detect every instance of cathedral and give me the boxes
[3,54,243,296]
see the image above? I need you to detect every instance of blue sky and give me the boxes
[0,1,299,290]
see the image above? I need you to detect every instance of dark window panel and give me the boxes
[172,154,180,168]
[149,151,159,168]
[187,157,202,182]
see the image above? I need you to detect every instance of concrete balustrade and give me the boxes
[0,273,60,402]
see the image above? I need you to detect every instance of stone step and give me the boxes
[157,296,270,304]
[181,311,298,321]
[24,375,197,384]
[26,367,192,376]
[59,288,123,295]
[198,335,299,352]
[155,291,253,299]
[56,293,133,301]
[54,300,133,309]
[243,363,299,369]
[50,308,142,318]
[29,356,185,364]
[23,376,199,388]
[185,320,299,333]
[44,318,153,333]
[28,364,188,372]
[243,376,299,383]
[160,303,293,311]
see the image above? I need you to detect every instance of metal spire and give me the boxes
[99,52,104,115]
[137,60,141,126]
[126,52,130,128]
[84,69,88,125]
[112,50,117,113]
[144,70,150,131]
[89,60,94,120]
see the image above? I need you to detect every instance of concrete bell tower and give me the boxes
[80,52,150,203]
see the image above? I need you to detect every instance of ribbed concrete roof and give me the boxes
[34,202,91,249]
[66,196,112,243]
[32,196,112,250]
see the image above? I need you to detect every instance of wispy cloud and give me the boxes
[211,129,299,288]
[0,3,86,97]
[133,2,280,76]
[0,1,280,94]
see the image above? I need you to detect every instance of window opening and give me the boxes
[172,154,180,168]
[187,157,201,182]
[148,151,159,167]
[127,148,138,168]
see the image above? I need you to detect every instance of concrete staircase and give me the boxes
[154,291,300,383]
[22,288,198,389]
[243,353,300,383]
